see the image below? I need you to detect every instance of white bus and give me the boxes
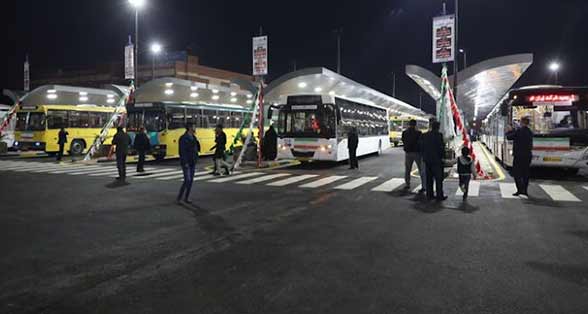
[483,86,588,174]
[265,68,424,162]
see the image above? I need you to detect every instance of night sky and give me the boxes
[2,0,588,114]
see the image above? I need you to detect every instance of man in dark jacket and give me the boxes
[211,124,231,175]
[506,117,534,198]
[402,119,425,191]
[421,121,447,201]
[133,127,151,173]
[57,127,69,161]
[112,127,131,182]
[348,127,359,169]
[263,125,278,161]
[177,124,200,203]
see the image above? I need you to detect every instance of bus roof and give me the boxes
[135,77,254,110]
[19,85,128,107]
[264,67,427,118]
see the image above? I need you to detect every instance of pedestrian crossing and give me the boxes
[1,160,588,203]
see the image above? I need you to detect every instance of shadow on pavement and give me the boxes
[455,202,480,214]
[104,180,130,189]
[526,261,588,288]
[180,203,236,236]
[568,230,588,241]
[411,201,445,214]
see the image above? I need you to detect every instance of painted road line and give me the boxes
[208,172,265,183]
[584,186,588,192]
[156,171,210,181]
[539,185,581,202]
[0,163,45,171]
[412,185,422,194]
[300,176,347,188]
[237,173,291,185]
[11,164,67,172]
[66,167,121,175]
[456,181,481,197]
[30,164,88,173]
[334,177,378,190]
[372,178,404,192]
[267,174,319,187]
[499,183,518,199]
[133,170,183,179]
[111,168,172,178]
[50,165,105,174]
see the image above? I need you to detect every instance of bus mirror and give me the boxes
[500,102,509,116]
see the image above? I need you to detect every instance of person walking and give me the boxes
[262,124,278,161]
[421,121,447,201]
[177,124,200,204]
[402,119,425,192]
[112,127,131,182]
[211,124,231,176]
[506,117,534,198]
[457,146,477,201]
[57,127,68,161]
[133,127,150,173]
[348,127,359,169]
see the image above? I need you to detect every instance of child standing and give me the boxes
[457,147,477,200]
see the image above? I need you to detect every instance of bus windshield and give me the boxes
[513,105,588,134]
[15,112,46,131]
[390,120,406,132]
[277,104,336,138]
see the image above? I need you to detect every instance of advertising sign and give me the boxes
[24,59,30,92]
[252,36,268,76]
[125,44,135,80]
[433,15,455,64]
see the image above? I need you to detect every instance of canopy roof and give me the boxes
[135,77,254,109]
[265,67,426,117]
[406,53,534,120]
[19,85,128,107]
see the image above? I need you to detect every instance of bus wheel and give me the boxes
[70,140,85,155]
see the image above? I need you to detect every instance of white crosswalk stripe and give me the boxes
[12,164,64,172]
[50,165,106,174]
[133,170,183,179]
[67,167,121,175]
[267,174,319,187]
[156,171,210,181]
[371,178,404,192]
[110,168,173,178]
[499,183,518,199]
[584,186,588,192]
[456,181,480,197]
[208,172,264,183]
[237,173,291,185]
[412,185,422,194]
[30,165,87,173]
[539,184,581,202]
[300,176,347,188]
[334,177,378,190]
[1,164,45,171]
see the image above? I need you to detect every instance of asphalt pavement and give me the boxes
[1,148,588,314]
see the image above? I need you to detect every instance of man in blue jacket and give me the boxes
[421,121,447,201]
[177,124,200,204]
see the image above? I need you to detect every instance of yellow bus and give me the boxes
[130,78,255,160]
[13,85,126,155]
[389,115,429,147]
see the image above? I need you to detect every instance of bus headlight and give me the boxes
[35,142,41,147]
[279,144,288,150]
[14,141,19,146]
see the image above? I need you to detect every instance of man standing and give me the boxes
[112,127,131,182]
[506,117,534,198]
[348,127,359,169]
[402,119,425,192]
[178,124,200,204]
[421,121,447,201]
[211,124,231,175]
[57,127,68,161]
[262,124,278,161]
[133,127,150,173]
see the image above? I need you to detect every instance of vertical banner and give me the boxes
[125,44,135,80]
[433,15,455,64]
[252,36,268,76]
[24,58,30,92]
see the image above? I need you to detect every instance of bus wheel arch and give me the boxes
[70,139,86,155]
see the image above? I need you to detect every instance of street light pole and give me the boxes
[460,48,467,69]
[150,43,162,80]
[134,9,139,86]
[391,72,396,98]
[549,62,561,85]
[453,0,459,104]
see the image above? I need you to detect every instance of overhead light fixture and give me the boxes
[165,82,173,87]
[298,82,307,88]
[246,100,253,104]
[164,89,174,95]
[79,96,89,102]
[230,92,237,96]
[190,92,199,98]
[212,89,219,94]
[212,95,220,101]
[107,98,116,104]
[47,89,56,94]
[107,94,115,98]
[47,94,58,100]
[230,97,237,103]
[190,86,198,91]
[314,87,323,92]
[329,91,336,96]
[246,94,253,99]
[79,91,88,96]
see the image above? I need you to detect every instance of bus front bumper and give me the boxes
[13,141,46,152]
